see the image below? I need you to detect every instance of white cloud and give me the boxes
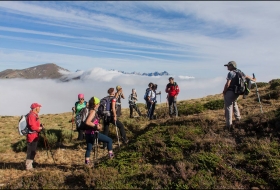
[0,68,225,116]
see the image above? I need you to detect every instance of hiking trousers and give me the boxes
[85,133,113,157]
[147,101,156,119]
[26,140,38,170]
[26,140,38,160]
[103,118,127,146]
[224,90,241,128]
[129,104,141,117]
[168,96,178,117]
[77,129,84,140]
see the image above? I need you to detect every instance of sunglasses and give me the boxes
[79,98,84,100]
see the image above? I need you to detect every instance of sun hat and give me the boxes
[78,94,84,99]
[93,97,100,104]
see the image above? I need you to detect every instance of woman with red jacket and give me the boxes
[25,103,43,171]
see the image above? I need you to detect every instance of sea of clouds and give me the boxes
[0,67,225,116]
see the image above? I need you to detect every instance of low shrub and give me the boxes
[203,99,224,110]
[269,79,280,90]
[178,102,205,115]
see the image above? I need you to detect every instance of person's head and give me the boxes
[148,82,154,88]
[88,96,100,110]
[132,88,136,94]
[108,88,115,96]
[116,85,122,92]
[78,94,84,103]
[169,77,174,84]
[224,61,237,71]
[30,103,42,114]
[153,84,158,90]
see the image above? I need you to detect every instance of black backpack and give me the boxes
[97,96,114,119]
[232,69,251,98]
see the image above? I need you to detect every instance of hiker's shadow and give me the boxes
[0,161,84,171]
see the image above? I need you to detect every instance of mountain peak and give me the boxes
[0,63,69,79]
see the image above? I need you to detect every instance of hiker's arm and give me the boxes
[223,80,231,95]
[121,92,125,99]
[246,75,256,82]
[112,101,117,121]
[85,110,98,129]
[175,85,180,96]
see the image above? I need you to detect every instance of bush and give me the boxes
[12,139,27,152]
[269,79,280,90]
[203,99,224,110]
[251,82,269,89]
[61,129,72,143]
[178,102,205,115]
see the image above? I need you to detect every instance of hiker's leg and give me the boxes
[98,133,113,151]
[102,120,110,148]
[150,103,156,119]
[233,96,241,121]
[224,91,234,128]
[173,97,178,117]
[135,104,141,116]
[85,134,94,159]
[168,96,173,116]
[77,129,84,140]
[129,105,133,118]
[26,141,37,170]
[147,101,152,117]
[113,119,127,143]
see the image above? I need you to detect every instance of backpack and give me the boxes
[144,88,151,101]
[232,69,251,97]
[97,96,114,118]
[18,113,36,136]
[75,107,90,130]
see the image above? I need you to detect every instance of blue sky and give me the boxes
[0,1,279,81]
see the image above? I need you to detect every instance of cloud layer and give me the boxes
[0,68,224,116]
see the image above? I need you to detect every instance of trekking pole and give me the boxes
[114,121,121,148]
[41,127,56,164]
[253,73,263,114]
[70,111,74,142]
[94,131,99,161]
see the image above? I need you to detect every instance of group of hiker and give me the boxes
[22,61,257,170]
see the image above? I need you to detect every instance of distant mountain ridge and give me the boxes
[110,69,169,76]
[0,63,69,79]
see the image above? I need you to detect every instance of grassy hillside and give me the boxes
[0,79,280,189]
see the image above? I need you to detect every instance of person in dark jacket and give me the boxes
[165,77,180,117]
[26,103,43,171]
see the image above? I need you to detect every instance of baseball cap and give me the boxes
[30,103,42,109]
[224,61,237,68]
[116,85,122,90]
[94,97,100,104]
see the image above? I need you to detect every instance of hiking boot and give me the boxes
[85,160,90,165]
[25,159,34,171]
[108,153,114,159]
[130,115,133,118]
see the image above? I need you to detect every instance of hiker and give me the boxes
[115,85,125,117]
[165,77,180,117]
[85,97,114,164]
[128,88,142,118]
[72,94,88,140]
[144,82,154,108]
[25,103,43,171]
[103,88,129,147]
[146,85,157,120]
[223,61,256,129]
